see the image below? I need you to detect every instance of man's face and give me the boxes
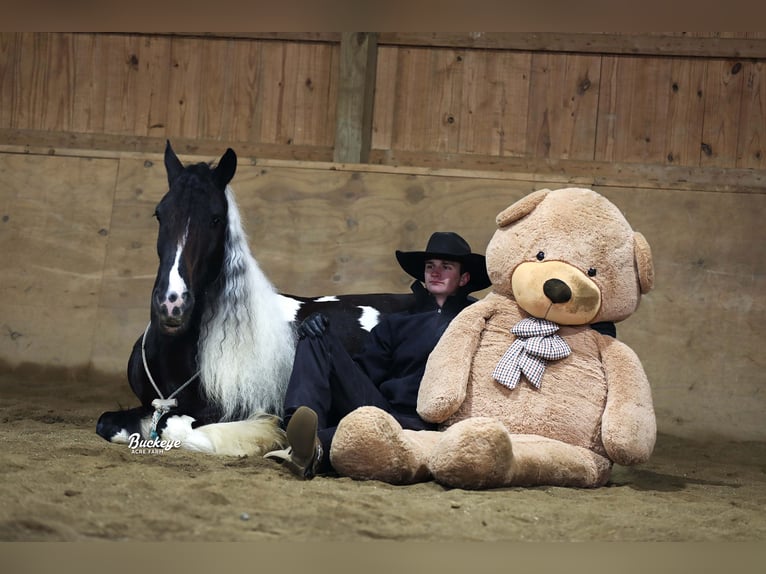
[424,259,469,298]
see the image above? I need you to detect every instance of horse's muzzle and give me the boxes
[153,288,194,334]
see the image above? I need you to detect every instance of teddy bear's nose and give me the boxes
[543,278,572,304]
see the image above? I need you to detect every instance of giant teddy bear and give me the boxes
[330,187,656,489]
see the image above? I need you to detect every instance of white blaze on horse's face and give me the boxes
[159,221,190,327]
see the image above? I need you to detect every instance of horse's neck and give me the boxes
[145,321,200,389]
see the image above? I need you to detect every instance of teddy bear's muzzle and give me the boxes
[511,261,602,325]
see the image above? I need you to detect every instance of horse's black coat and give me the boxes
[96,143,414,445]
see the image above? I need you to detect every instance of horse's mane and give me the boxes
[197,186,296,421]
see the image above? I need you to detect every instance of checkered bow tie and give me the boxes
[493,317,571,389]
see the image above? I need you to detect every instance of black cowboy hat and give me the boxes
[395,231,491,294]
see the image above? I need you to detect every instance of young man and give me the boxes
[264,231,492,479]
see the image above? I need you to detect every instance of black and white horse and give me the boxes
[96,142,412,456]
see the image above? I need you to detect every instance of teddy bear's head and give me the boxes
[485,187,654,325]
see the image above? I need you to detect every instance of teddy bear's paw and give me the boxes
[429,417,514,490]
[330,407,429,484]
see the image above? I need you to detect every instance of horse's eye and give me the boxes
[588,268,597,277]
[536,251,545,261]
[211,216,222,227]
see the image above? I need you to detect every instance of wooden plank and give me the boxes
[378,32,766,59]
[14,33,49,131]
[0,33,18,129]
[0,153,118,369]
[196,37,233,140]
[166,36,202,139]
[0,129,335,162]
[664,58,707,167]
[229,39,262,143]
[525,52,600,160]
[136,35,172,138]
[256,41,287,144]
[370,45,398,151]
[103,34,143,135]
[388,47,428,151]
[71,33,107,134]
[277,42,300,146]
[701,59,746,168]
[167,32,341,44]
[596,56,676,165]
[167,32,766,58]
[2,129,765,195]
[736,60,765,169]
[295,41,339,147]
[389,46,467,154]
[460,50,531,157]
[334,32,377,163]
[367,148,766,193]
[42,33,74,132]
[377,47,533,158]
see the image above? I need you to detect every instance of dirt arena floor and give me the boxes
[1,369,765,543]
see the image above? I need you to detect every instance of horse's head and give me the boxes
[151,142,237,335]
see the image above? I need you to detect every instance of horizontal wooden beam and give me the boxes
[144,32,766,59]
[367,149,766,194]
[143,32,342,44]
[379,33,766,59]
[0,129,334,164]
[1,130,763,194]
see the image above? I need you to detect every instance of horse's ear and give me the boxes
[214,148,237,190]
[164,140,185,187]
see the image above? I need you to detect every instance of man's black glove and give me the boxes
[298,312,330,339]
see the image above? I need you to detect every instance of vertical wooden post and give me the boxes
[334,32,378,164]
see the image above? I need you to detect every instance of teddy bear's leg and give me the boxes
[429,417,515,490]
[330,406,438,484]
[429,420,613,489]
[507,434,612,488]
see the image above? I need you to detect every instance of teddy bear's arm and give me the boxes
[599,337,657,466]
[417,301,492,423]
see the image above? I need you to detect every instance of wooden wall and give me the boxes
[1,33,764,176]
[0,32,765,444]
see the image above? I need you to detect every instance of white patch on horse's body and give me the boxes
[161,414,285,457]
[109,429,130,444]
[277,294,303,322]
[314,295,339,303]
[107,415,153,444]
[357,305,381,332]
[197,186,297,421]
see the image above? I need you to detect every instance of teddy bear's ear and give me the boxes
[634,232,655,294]
[495,189,551,228]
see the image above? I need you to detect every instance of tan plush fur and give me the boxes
[331,187,656,489]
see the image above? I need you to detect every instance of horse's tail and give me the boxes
[162,414,287,457]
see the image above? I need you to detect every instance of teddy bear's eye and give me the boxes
[588,268,597,277]
[536,251,545,261]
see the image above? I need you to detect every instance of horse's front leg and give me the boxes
[96,406,153,443]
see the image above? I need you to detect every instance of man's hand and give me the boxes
[298,312,330,339]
